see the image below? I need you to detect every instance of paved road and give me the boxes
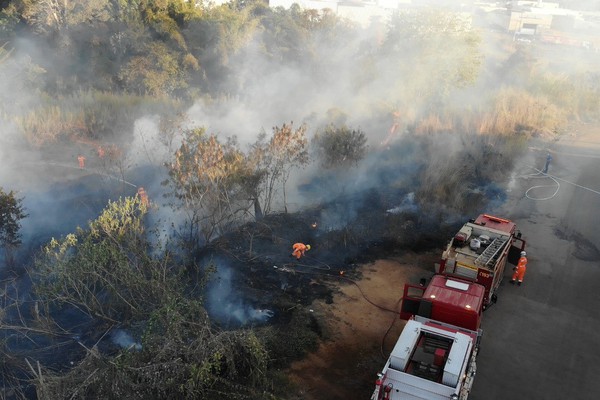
[470,125,600,400]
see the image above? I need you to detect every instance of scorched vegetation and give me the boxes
[0,1,599,399]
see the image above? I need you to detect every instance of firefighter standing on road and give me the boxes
[511,251,528,286]
[77,154,86,168]
[291,243,311,260]
[543,152,553,173]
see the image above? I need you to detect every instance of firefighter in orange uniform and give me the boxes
[77,154,86,168]
[510,251,527,286]
[291,243,311,260]
[381,110,401,147]
[137,187,149,207]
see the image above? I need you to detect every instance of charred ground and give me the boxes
[204,189,461,314]
[0,131,521,399]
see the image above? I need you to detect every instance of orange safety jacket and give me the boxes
[137,187,149,206]
[512,256,527,282]
[292,243,309,260]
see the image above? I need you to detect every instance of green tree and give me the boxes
[29,195,275,400]
[18,0,111,36]
[119,41,186,96]
[0,187,27,266]
[310,124,367,197]
[312,124,367,169]
[32,196,169,322]
[259,5,310,66]
[380,9,482,115]
[182,4,258,92]
[0,4,20,42]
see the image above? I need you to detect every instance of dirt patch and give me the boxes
[286,254,435,400]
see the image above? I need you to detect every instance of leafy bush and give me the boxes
[258,308,324,368]
[30,300,275,400]
[312,125,368,169]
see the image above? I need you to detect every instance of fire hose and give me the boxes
[31,161,138,188]
[219,225,407,359]
[522,167,560,201]
[523,165,600,201]
[277,256,404,359]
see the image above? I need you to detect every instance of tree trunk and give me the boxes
[283,182,288,214]
[3,246,15,268]
[254,197,263,221]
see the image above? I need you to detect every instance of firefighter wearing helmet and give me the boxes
[511,251,528,286]
[292,243,311,260]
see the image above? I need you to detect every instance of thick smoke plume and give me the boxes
[1,0,598,347]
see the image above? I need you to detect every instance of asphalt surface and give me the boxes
[470,125,600,400]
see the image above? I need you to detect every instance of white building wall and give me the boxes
[269,0,409,25]
[337,4,390,25]
[269,0,339,11]
[270,0,408,8]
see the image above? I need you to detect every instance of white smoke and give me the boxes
[111,329,142,351]
[205,260,275,326]
[386,192,417,214]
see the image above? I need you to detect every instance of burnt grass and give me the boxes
[1,158,494,397]
[206,201,454,313]
[198,187,466,375]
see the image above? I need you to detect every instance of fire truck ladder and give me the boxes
[475,237,508,267]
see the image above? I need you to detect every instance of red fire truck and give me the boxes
[371,214,526,399]
[436,214,526,307]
